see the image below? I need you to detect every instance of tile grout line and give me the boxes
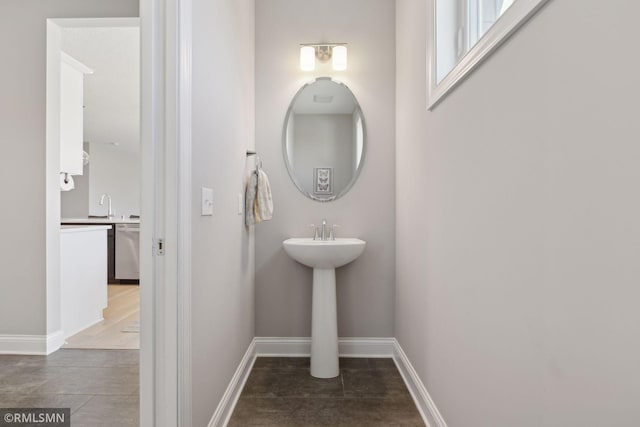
[70,394,96,415]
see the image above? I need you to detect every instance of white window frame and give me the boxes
[427,0,551,109]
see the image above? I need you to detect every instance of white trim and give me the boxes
[60,52,94,75]
[48,17,140,28]
[338,337,396,357]
[208,340,257,427]
[45,20,63,355]
[253,337,311,356]
[393,339,448,427]
[46,330,66,354]
[0,331,64,355]
[156,0,180,420]
[177,0,193,424]
[254,337,397,357]
[139,0,177,424]
[428,0,551,109]
[138,1,155,425]
[140,0,182,424]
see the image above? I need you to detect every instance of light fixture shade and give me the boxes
[300,46,315,71]
[332,45,347,71]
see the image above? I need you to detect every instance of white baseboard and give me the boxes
[46,330,65,354]
[208,339,256,427]
[208,337,447,427]
[393,339,448,427]
[0,330,65,355]
[254,336,396,357]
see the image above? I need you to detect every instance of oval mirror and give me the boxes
[283,77,365,202]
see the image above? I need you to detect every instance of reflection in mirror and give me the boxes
[283,78,365,202]
[436,0,516,83]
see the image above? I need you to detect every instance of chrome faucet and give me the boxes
[310,219,337,241]
[99,194,114,218]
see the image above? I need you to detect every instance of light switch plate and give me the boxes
[237,193,244,215]
[201,187,213,216]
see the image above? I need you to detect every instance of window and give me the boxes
[429,0,551,109]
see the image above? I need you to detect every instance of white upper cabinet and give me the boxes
[60,53,92,175]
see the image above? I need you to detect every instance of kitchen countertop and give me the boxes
[61,217,140,224]
[60,225,112,233]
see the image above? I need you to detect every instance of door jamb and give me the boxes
[140,0,192,425]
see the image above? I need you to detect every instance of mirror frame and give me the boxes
[282,77,367,202]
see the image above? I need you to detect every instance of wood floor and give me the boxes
[64,285,139,350]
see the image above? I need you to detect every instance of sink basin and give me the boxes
[282,237,366,378]
[283,238,365,269]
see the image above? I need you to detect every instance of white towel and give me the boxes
[255,169,273,221]
[245,172,258,226]
[245,169,273,226]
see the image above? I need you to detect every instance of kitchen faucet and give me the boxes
[99,194,114,218]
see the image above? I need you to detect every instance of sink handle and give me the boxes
[329,224,340,240]
[308,224,320,240]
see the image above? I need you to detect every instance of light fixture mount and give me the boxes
[300,43,346,62]
[299,43,348,71]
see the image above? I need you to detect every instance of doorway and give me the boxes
[41,3,184,424]
[43,16,143,425]
[50,20,142,351]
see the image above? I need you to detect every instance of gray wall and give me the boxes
[61,143,141,218]
[0,0,138,336]
[396,0,640,426]
[88,143,140,217]
[190,0,255,425]
[255,0,396,338]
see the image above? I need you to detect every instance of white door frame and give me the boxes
[140,0,192,425]
[175,0,193,424]
[45,2,193,424]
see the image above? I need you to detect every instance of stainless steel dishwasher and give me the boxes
[115,223,140,280]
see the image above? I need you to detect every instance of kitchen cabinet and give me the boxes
[60,226,109,338]
[62,218,140,284]
[60,53,92,175]
[63,221,115,282]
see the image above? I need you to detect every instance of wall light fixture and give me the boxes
[299,44,348,71]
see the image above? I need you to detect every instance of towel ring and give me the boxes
[246,150,262,172]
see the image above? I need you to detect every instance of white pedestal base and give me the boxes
[310,268,339,378]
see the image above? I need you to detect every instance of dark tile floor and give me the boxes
[229,357,425,426]
[0,349,139,427]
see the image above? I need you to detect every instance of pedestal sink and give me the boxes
[282,238,366,378]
